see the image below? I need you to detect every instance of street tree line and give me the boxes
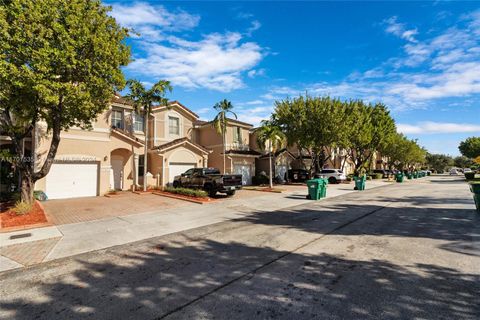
[268,95,426,176]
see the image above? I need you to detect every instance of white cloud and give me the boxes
[111,2,200,32]
[242,99,265,106]
[128,33,263,92]
[112,2,265,92]
[246,20,262,36]
[259,10,480,111]
[196,107,211,115]
[397,122,480,134]
[247,68,266,78]
[384,16,418,42]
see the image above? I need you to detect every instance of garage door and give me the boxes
[46,163,98,199]
[233,164,252,185]
[168,163,196,184]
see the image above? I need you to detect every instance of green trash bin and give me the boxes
[318,178,328,198]
[307,179,328,200]
[469,183,480,213]
[396,173,404,183]
[413,171,418,179]
[407,172,413,179]
[354,175,366,191]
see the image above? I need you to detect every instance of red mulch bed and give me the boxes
[153,191,213,203]
[0,201,48,229]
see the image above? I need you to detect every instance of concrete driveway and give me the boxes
[42,192,190,225]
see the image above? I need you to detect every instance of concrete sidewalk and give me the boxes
[0,178,394,271]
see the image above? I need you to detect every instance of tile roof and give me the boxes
[225,149,261,156]
[111,127,144,145]
[154,137,211,154]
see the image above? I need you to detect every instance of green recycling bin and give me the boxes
[407,172,413,179]
[469,183,480,213]
[413,171,418,179]
[354,175,366,191]
[395,173,404,183]
[306,178,328,200]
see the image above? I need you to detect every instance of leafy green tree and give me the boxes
[272,95,345,174]
[453,156,474,169]
[458,137,480,159]
[426,153,453,173]
[124,79,172,191]
[212,99,237,173]
[256,121,287,188]
[345,101,396,176]
[0,0,130,203]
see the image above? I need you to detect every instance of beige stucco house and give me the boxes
[193,118,260,185]
[1,95,216,199]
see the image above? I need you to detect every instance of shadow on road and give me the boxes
[1,238,478,319]
[1,178,479,319]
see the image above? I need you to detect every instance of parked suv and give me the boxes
[315,169,346,184]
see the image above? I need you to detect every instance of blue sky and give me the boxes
[108,1,480,156]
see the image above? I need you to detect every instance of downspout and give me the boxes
[153,114,157,147]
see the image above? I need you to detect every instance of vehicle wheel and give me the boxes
[173,181,181,188]
[205,184,216,197]
[328,177,337,184]
[226,190,236,196]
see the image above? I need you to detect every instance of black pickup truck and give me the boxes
[172,168,243,197]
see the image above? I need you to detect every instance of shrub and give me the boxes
[164,187,208,198]
[12,201,33,215]
[252,175,269,186]
[465,172,476,180]
[370,173,383,179]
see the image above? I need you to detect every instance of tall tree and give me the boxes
[256,121,287,188]
[459,137,480,159]
[0,0,130,203]
[453,156,474,169]
[426,153,453,173]
[212,99,237,174]
[346,101,396,176]
[273,95,345,174]
[124,79,172,191]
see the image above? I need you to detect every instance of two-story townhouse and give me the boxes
[32,95,147,199]
[193,118,260,185]
[145,101,211,187]
[1,95,266,199]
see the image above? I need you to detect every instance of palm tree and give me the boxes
[256,121,287,188]
[212,99,237,174]
[125,79,172,191]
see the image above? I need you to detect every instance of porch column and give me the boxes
[134,153,139,187]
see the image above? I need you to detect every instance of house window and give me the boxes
[138,155,144,177]
[111,109,124,129]
[233,126,242,143]
[133,112,144,132]
[169,116,180,135]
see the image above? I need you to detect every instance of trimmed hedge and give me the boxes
[164,187,208,198]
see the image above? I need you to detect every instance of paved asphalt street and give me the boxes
[0,176,479,319]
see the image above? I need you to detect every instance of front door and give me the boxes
[111,159,124,190]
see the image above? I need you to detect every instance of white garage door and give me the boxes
[46,163,98,199]
[168,163,196,184]
[234,164,252,185]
